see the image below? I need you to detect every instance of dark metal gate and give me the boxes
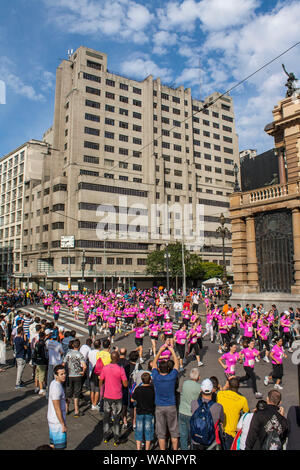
[255,211,294,293]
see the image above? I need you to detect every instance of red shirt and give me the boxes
[100,363,127,400]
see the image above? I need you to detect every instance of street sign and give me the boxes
[61,236,75,248]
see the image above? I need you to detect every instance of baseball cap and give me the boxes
[59,326,65,332]
[45,329,51,335]
[284,310,290,315]
[200,378,213,394]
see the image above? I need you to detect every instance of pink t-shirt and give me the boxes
[221,352,240,375]
[100,363,127,400]
[271,345,284,365]
[108,316,116,327]
[243,321,254,337]
[159,347,172,362]
[175,330,187,345]
[258,325,269,341]
[240,347,258,368]
[163,322,173,335]
[134,327,145,339]
[188,328,198,344]
[149,324,160,337]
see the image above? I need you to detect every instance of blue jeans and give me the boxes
[135,414,155,442]
[179,413,191,450]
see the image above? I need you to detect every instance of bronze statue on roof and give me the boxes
[282,64,298,97]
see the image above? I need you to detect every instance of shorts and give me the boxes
[90,374,100,393]
[66,376,83,399]
[54,314,59,321]
[109,327,116,336]
[176,343,186,359]
[49,423,67,449]
[155,405,179,439]
[272,363,283,380]
[188,342,200,356]
[150,336,158,341]
[135,338,144,347]
[135,414,155,442]
[36,365,47,383]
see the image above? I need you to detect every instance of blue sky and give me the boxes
[1,0,300,157]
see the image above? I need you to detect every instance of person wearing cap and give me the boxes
[190,378,224,450]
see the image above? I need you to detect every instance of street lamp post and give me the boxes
[164,244,171,291]
[181,238,186,299]
[233,163,241,192]
[216,213,231,302]
[81,249,86,292]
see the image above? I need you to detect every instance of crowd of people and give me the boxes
[0,286,300,451]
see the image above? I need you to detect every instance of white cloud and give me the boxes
[0,57,45,102]
[157,0,259,32]
[120,55,173,82]
[153,30,178,55]
[43,0,154,43]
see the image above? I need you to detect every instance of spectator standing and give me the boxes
[32,331,48,396]
[88,339,102,410]
[13,326,28,389]
[63,338,86,417]
[245,389,288,450]
[47,364,67,450]
[217,377,249,449]
[46,331,64,398]
[131,372,155,450]
[100,351,128,446]
[286,405,300,450]
[190,378,224,450]
[152,344,180,450]
[178,368,202,450]
[0,315,7,372]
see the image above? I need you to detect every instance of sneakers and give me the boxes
[255,392,263,399]
[255,357,260,363]
[274,383,283,390]
[264,376,269,386]
[197,361,204,367]
[39,389,46,396]
[34,387,40,394]
[288,348,293,353]
[179,366,184,372]
[74,410,84,417]
[91,405,99,411]
[263,356,270,363]
[139,358,144,364]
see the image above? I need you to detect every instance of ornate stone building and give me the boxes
[230,94,300,309]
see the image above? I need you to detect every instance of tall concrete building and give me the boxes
[14,46,239,290]
[0,140,55,289]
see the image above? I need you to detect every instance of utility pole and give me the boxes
[216,213,231,302]
[164,244,171,291]
[81,249,86,292]
[181,238,186,299]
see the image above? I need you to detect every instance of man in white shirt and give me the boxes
[87,339,102,410]
[47,364,67,449]
[46,333,64,399]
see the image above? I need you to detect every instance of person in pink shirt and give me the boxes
[239,339,262,398]
[185,324,202,367]
[125,322,146,364]
[218,342,240,379]
[264,337,287,390]
[202,310,214,342]
[218,314,230,354]
[174,323,188,371]
[99,351,128,446]
[158,338,172,362]
[280,312,293,352]
[257,320,271,363]
[107,314,117,344]
[148,320,161,357]
[162,320,174,345]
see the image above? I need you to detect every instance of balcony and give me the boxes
[232,180,300,209]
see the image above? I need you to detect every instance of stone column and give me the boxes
[278,148,287,185]
[245,215,259,292]
[291,207,300,294]
[231,217,248,294]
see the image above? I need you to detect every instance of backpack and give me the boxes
[190,397,215,446]
[261,429,283,450]
[94,357,104,376]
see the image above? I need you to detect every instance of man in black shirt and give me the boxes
[14,327,28,389]
[132,372,155,450]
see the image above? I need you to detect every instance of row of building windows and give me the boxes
[61,256,146,266]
